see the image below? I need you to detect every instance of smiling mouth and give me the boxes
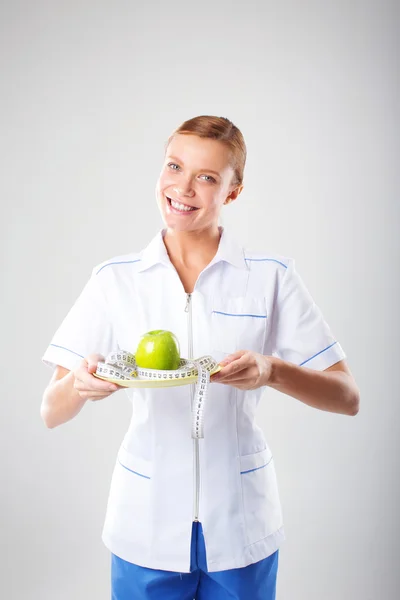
[166,196,199,212]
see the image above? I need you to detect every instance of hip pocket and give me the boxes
[211,296,268,355]
[104,446,153,543]
[240,448,283,546]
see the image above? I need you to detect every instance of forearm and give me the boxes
[41,371,87,428]
[267,357,359,416]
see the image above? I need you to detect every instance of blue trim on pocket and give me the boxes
[212,310,267,319]
[118,458,151,479]
[299,341,338,366]
[96,259,141,275]
[245,257,288,268]
[241,456,272,475]
[49,344,84,359]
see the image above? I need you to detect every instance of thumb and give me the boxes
[218,350,246,367]
[86,353,105,373]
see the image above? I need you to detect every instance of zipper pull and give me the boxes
[184,293,192,312]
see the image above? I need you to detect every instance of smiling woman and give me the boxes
[41,114,358,600]
[155,116,246,235]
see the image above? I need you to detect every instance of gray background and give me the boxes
[1,1,399,598]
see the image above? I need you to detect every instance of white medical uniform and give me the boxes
[42,226,346,573]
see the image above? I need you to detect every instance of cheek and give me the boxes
[156,178,171,205]
[155,179,167,208]
[210,194,224,211]
[158,172,175,190]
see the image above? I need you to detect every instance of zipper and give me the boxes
[185,293,200,522]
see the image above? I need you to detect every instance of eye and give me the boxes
[200,175,216,183]
[167,163,215,183]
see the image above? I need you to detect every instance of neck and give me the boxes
[163,225,222,268]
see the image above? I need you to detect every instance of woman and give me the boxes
[41,115,360,599]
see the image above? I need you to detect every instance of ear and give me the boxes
[224,184,244,205]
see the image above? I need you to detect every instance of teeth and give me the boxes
[169,198,196,212]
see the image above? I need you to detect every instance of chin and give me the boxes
[164,220,196,232]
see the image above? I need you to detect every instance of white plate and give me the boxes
[93,363,221,388]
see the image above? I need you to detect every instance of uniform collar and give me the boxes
[137,226,248,272]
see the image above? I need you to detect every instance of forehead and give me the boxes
[166,134,232,172]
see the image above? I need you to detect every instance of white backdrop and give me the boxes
[1,1,399,598]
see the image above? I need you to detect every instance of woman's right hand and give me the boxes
[73,353,121,401]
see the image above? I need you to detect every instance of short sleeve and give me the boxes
[267,259,346,371]
[41,267,118,372]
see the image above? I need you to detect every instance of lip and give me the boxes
[166,196,199,212]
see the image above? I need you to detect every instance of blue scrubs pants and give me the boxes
[111,521,279,599]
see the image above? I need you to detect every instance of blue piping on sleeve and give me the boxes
[299,341,338,366]
[49,344,84,359]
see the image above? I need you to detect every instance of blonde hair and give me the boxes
[166,115,247,186]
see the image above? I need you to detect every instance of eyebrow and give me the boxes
[166,155,221,177]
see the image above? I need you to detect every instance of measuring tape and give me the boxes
[96,350,219,439]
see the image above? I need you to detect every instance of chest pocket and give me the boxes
[211,296,268,355]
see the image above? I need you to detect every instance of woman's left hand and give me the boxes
[210,350,273,390]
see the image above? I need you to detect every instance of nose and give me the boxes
[173,180,194,197]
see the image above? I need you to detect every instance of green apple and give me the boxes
[135,330,181,370]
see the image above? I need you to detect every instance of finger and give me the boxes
[218,350,247,368]
[78,390,111,398]
[74,373,117,391]
[213,355,248,380]
[74,356,109,388]
[86,354,106,373]
[224,377,249,385]
[74,376,119,393]
[220,372,249,382]
[213,374,249,386]
[217,378,253,390]
[78,391,111,401]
